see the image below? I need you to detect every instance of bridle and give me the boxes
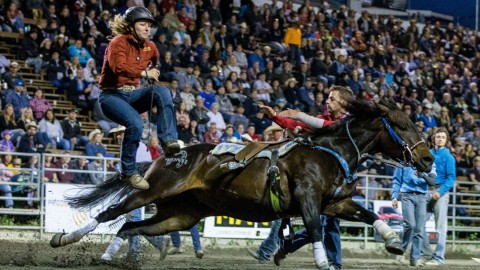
[346,117,425,168]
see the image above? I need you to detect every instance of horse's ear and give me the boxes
[377,103,390,116]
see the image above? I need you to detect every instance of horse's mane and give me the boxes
[308,98,398,137]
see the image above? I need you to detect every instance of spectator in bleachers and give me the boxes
[159,51,177,82]
[464,82,480,113]
[20,30,44,74]
[61,108,89,150]
[70,8,90,40]
[43,155,58,183]
[29,88,52,122]
[422,103,438,133]
[204,122,221,143]
[232,44,248,70]
[83,58,98,83]
[169,79,182,108]
[5,79,31,120]
[97,10,112,37]
[52,34,69,60]
[0,153,14,208]
[207,103,226,132]
[39,109,70,150]
[55,151,74,183]
[0,130,15,152]
[2,61,23,94]
[17,122,49,157]
[46,49,69,92]
[85,129,109,158]
[68,68,91,111]
[177,115,192,145]
[468,156,480,192]
[68,38,92,67]
[0,104,25,144]
[17,108,36,130]
[176,100,190,128]
[2,2,24,33]
[177,63,201,92]
[72,157,91,185]
[0,54,11,77]
[88,152,105,185]
[253,72,272,104]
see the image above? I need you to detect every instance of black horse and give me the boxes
[50,99,433,269]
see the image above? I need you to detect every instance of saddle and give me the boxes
[234,139,289,163]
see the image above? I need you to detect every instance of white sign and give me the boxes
[374,200,436,232]
[203,216,273,239]
[44,183,127,234]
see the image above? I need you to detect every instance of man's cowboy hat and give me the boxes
[26,122,38,130]
[263,123,283,136]
[88,129,103,141]
[284,77,298,87]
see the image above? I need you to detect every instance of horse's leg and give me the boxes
[323,198,403,255]
[101,193,211,260]
[296,188,329,270]
[50,190,157,248]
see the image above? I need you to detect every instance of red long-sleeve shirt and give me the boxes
[272,112,346,132]
[99,34,159,89]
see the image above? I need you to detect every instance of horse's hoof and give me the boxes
[315,260,330,270]
[385,237,404,255]
[50,232,66,248]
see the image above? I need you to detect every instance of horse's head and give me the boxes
[373,99,434,172]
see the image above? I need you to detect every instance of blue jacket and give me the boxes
[391,164,437,199]
[431,147,456,196]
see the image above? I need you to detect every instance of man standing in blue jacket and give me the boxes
[391,163,436,267]
[422,127,456,266]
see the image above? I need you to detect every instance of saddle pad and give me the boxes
[211,141,298,160]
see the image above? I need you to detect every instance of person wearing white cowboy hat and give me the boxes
[17,121,49,155]
[85,129,113,160]
[262,123,284,142]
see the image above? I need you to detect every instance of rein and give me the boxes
[345,117,425,170]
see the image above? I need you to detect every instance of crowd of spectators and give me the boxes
[0,0,480,210]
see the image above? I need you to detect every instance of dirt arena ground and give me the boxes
[0,239,478,270]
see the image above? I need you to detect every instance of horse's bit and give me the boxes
[346,117,425,168]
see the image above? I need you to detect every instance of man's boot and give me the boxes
[121,174,149,190]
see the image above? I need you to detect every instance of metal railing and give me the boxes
[1,156,480,248]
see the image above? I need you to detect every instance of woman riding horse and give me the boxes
[51,98,434,270]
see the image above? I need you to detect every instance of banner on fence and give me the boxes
[203,216,273,239]
[44,183,131,234]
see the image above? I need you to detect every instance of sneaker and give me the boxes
[167,246,184,255]
[246,248,268,264]
[163,141,181,156]
[273,249,286,266]
[424,260,442,266]
[410,260,423,267]
[159,237,170,261]
[195,249,204,259]
[121,174,149,190]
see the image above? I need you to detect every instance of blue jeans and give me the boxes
[422,191,449,264]
[127,207,166,260]
[256,219,282,261]
[401,192,427,262]
[281,216,342,269]
[288,44,301,68]
[99,86,178,175]
[170,224,202,251]
[0,183,13,208]
[47,137,70,150]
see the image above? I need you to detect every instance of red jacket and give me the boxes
[99,34,159,89]
[272,112,346,132]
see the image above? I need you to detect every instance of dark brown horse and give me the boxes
[50,99,433,269]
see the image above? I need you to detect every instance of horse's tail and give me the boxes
[66,162,152,210]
